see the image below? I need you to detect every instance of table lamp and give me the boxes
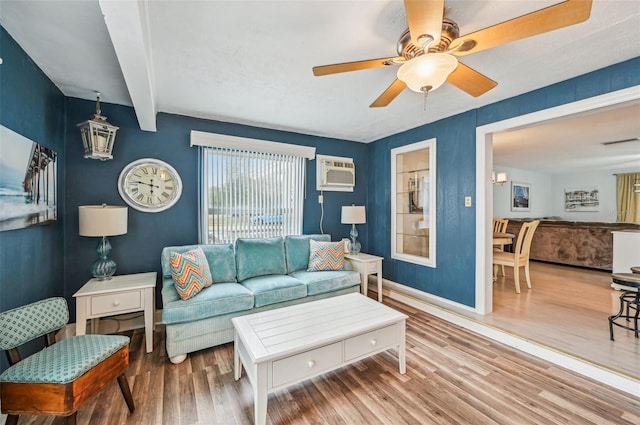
[79,204,128,280]
[341,205,366,255]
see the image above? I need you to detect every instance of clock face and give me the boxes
[118,158,183,212]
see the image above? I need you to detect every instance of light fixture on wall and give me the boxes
[341,205,366,255]
[396,53,458,104]
[492,171,508,185]
[79,204,128,280]
[77,92,119,160]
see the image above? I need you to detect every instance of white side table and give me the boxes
[345,253,383,302]
[73,272,157,353]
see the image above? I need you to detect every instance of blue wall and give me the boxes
[369,57,640,307]
[63,99,368,316]
[0,27,67,370]
[2,17,639,352]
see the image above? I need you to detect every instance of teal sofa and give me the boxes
[160,235,361,363]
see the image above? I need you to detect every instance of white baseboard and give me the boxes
[371,278,640,397]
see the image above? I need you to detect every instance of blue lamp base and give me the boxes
[90,236,117,280]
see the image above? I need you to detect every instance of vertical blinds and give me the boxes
[201,147,306,244]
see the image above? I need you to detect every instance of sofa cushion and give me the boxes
[162,283,254,324]
[240,275,307,307]
[307,240,345,271]
[289,270,361,296]
[236,237,287,282]
[284,234,331,273]
[162,243,236,284]
[170,248,212,300]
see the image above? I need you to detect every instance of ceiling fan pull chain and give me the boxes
[423,86,431,111]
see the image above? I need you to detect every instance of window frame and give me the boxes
[192,131,315,244]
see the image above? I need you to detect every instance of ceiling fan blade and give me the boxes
[447,63,497,97]
[451,0,592,56]
[404,0,445,46]
[313,57,404,76]
[370,79,407,108]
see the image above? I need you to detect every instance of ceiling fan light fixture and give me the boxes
[397,53,458,93]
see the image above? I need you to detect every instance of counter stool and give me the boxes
[608,273,640,341]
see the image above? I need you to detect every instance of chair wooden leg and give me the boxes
[493,264,498,280]
[514,267,521,294]
[66,412,77,425]
[6,414,18,425]
[501,265,506,276]
[117,374,135,413]
[524,262,532,289]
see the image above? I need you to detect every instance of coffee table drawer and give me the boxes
[91,290,141,315]
[272,342,342,388]
[344,324,399,361]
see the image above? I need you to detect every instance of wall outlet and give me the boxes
[318,194,324,204]
[465,196,472,207]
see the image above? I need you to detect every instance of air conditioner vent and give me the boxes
[316,155,355,192]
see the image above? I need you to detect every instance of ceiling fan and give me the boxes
[312,0,593,108]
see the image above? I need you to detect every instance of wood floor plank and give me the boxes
[12,291,640,425]
[484,261,640,379]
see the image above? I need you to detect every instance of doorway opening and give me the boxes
[474,85,640,314]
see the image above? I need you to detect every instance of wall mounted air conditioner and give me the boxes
[322,160,355,186]
[316,155,354,192]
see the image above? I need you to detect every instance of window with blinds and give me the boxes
[200,147,306,244]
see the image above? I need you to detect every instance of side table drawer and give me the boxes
[366,261,379,273]
[272,342,342,388]
[344,324,399,361]
[91,290,142,316]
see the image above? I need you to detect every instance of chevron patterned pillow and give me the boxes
[169,247,213,300]
[307,240,345,271]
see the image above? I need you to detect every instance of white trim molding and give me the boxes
[378,278,640,397]
[190,130,316,159]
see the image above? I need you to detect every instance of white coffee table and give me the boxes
[232,293,407,425]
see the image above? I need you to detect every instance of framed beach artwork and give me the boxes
[564,188,599,212]
[0,125,57,232]
[511,182,530,212]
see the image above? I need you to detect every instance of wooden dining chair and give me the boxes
[493,220,540,293]
[0,297,135,425]
[492,218,509,276]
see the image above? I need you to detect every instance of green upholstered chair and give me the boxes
[0,297,135,425]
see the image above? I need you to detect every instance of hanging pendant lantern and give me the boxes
[77,92,119,160]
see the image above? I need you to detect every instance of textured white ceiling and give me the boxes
[1,1,639,164]
[493,100,640,174]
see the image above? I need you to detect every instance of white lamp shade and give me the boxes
[341,205,366,224]
[397,53,458,93]
[79,205,128,237]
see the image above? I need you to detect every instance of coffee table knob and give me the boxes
[308,360,316,368]
[370,339,377,346]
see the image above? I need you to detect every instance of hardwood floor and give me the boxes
[472,261,640,380]
[8,295,640,425]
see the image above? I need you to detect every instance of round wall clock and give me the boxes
[118,158,183,213]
